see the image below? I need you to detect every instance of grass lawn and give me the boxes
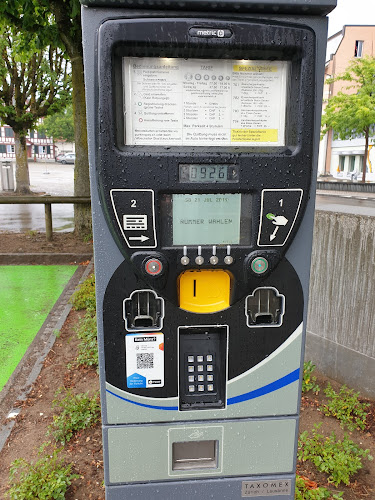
[0,265,77,390]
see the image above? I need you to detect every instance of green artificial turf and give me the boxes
[0,265,77,391]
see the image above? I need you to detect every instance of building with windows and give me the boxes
[0,125,55,160]
[319,25,375,180]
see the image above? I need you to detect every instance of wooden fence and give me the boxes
[0,196,91,241]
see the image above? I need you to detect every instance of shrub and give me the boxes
[7,442,77,500]
[295,476,343,499]
[320,383,370,431]
[73,310,99,369]
[298,424,372,486]
[48,389,101,445]
[70,273,96,311]
[302,361,320,394]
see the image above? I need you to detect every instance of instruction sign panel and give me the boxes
[123,58,288,146]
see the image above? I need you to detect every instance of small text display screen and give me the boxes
[173,194,241,245]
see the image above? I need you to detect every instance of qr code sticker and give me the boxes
[136,353,154,369]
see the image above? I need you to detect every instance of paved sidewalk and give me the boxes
[317,189,375,200]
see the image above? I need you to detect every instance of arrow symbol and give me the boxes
[129,235,149,242]
[270,226,279,241]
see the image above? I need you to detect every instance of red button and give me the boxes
[145,258,163,276]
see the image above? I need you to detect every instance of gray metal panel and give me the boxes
[106,418,297,483]
[80,0,336,16]
[106,473,296,500]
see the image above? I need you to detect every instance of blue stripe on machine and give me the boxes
[227,368,300,405]
[106,368,300,411]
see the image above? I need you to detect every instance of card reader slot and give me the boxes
[123,290,164,331]
[245,287,285,327]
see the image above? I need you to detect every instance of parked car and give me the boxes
[55,152,68,162]
[60,153,75,164]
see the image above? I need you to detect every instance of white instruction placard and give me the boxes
[126,332,164,389]
[123,57,288,146]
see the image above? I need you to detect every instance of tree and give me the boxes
[38,104,74,143]
[321,56,375,183]
[0,22,71,193]
[0,1,91,236]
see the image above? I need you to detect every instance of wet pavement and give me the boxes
[0,161,74,233]
[316,192,375,216]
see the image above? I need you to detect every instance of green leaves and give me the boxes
[38,103,74,142]
[320,383,370,431]
[7,442,78,500]
[298,424,372,486]
[321,56,375,140]
[0,22,71,133]
[321,56,375,181]
[302,361,321,394]
[295,476,343,499]
[48,389,101,445]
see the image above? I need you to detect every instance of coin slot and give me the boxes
[193,279,197,297]
[172,440,218,470]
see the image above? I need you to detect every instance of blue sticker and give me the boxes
[127,373,146,388]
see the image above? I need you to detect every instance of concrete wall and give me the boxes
[306,210,375,398]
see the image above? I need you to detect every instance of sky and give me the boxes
[327,0,375,37]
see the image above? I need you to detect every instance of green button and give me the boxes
[251,257,269,274]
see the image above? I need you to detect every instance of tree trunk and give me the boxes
[362,127,369,183]
[14,132,31,194]
[71,55,92,238]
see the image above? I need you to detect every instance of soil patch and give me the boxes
[0,310,104,500]
[0,232,92,256]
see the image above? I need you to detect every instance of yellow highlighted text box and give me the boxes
[231,129,278,143]
[233,65,278,72]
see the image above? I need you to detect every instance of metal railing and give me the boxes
[0,196,91,241]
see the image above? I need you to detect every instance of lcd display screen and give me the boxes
[179,164,239,183]
[123,57,288,147]
[160,193,252,246]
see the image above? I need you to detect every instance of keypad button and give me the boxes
[188,375,194,382]
[207,365,213,371]
[207,374,214,382]
[198,385,204,392]
[188,355,194,363]
[198,375,204,382]
[197,365,204,372]
[189,385,195,392]
[206,355,213,362]
[207,384,214,391]
[188,366,194,372]
[197,355,204,362]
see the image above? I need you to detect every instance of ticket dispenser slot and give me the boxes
[179,327,227,411]
[172,440,218,470]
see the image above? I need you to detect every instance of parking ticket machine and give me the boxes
[81,0,336,498]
